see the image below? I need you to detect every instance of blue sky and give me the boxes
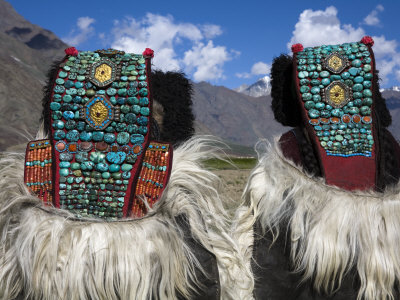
[9,0,400,89]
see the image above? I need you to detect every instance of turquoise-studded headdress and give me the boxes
[271,36,400,191]
[24,47,175,219]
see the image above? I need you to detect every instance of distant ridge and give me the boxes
[235,76,271,97]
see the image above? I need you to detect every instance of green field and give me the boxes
[203,157,257,170]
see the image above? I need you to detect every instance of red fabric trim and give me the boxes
[279,131,303,167]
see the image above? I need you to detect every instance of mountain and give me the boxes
[193,81,284,146]
[0,0,67,151]
[235,76,271,97]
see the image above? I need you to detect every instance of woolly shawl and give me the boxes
[241,138,400,300]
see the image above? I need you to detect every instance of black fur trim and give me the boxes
[270,54,302,127]
[41,57,66,136]
[374,70,392,128]
[150,70,195,146]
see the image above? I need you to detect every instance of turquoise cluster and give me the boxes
[296,42,374,157]
[50,50,150,219]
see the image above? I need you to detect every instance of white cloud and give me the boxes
[364,4,384,26]
[289,6,400,85]
[110,13,234,81]
[236,61,270,79]
[288,6,364,49]
[63,16,95,46]
[396,70,400,83]
[201,24,223,39]
[183,41,232,81]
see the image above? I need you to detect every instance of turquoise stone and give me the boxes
[118,88,127,96]
[60,152,73,161]
[63,95,73,102]
[56,78,65,85]
[54,130,66,140]
[59,71,68,78]
[311,87,320,94]
[66,88,77,95]
[109,164,120,172]
[310,79,320,86]
[313,95,321,102]
[353,76,364,83]
[300,79,309,85]
[360,106,371,115]
[102,172,111,179]
[77,75,85,81]
[138,126,148,135]
[127,97,139,105]
[71,163,81,170]
[304,101,315,110]
[348,67,360,76]
[140,107,150,116]
[63,111,74,120]
[310,72,319,79]
[104,133,116,144]
[65,80,74,88]
[302,93,312,101]
[53,120,64,129]
[59,161,70,168]
[121,164,133,172]
[353,92,362,99]
[106,152,127,164]
[363,89,372,97]
[59,168,69,176]
[117,132,130,145]
[363,81,371,88]
[315,102,325,110]
[352,84,363,92]
[125,113,137,124]
[307,65,316,72]
[75,177,83,184]
[121,105,130,114]
[363,64,371,72]
[96,163,109,172]
[122,172,131,179]
[92,132,104,142]
[331,109,341,117]
[344,79,353,87]
[308,109,320,118]
[320,71,329,78]
[321,78,330,86]
[132,105,140,114]
[90,152,106,163]
[353,99,362,107]
[80,131,92,141]
[131,134,144,144]
[351,59,362,67]
[364,98,373,106]
[341,72,350,79]
[54,85,65,94]
[364,73,373,80]
[348,107,360,114]
[298,71,309,79]
[81,161,95,171]
[66,130,79,142]
[300,86,309,93]
[50,102,61,111]
[140,98,149,106]
[331,75,341,81]
[75,82,84,88]
[107,88,117,96]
